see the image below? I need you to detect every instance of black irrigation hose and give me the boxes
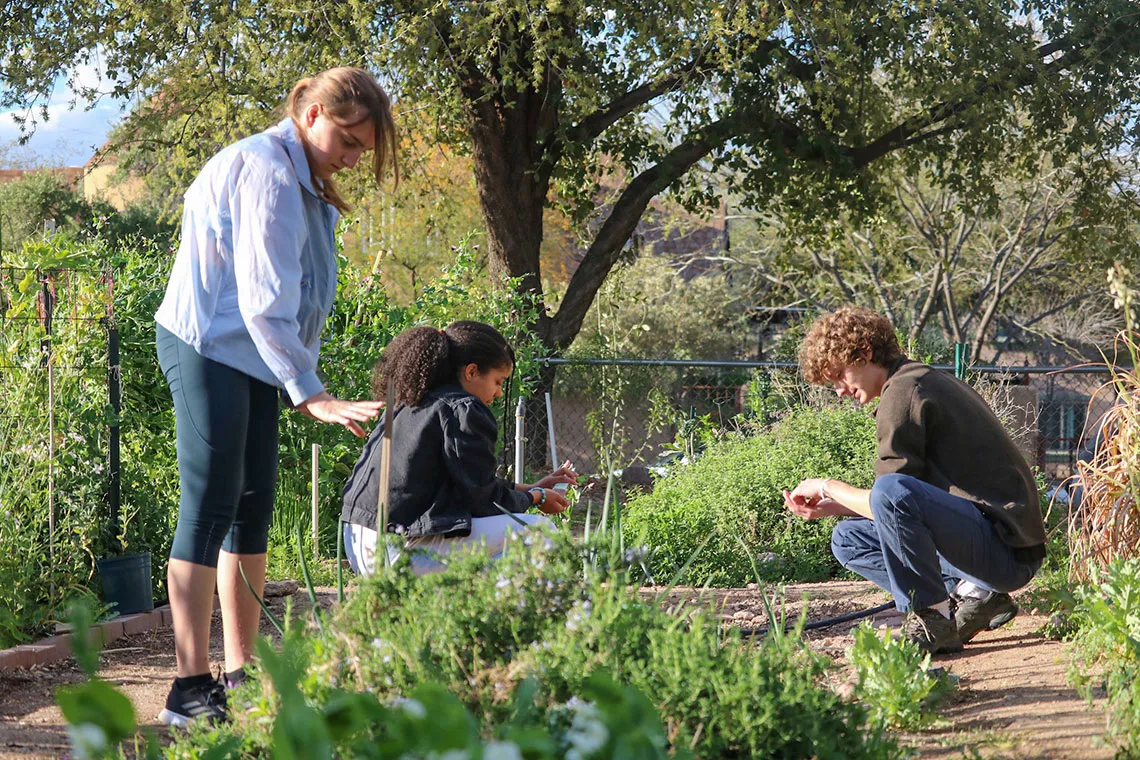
[737,601,897,638]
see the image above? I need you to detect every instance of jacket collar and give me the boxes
[268,117,318,196]
[885,356,912,380]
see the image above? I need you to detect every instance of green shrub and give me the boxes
[621,405,877,586]
[1067,559,1140,755]
[848,622,954,730]
[245,531,902,760]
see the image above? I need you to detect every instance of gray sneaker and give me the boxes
[955,592,1018,643]
[903,608,963,654]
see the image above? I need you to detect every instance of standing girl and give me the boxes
[341,321,576,576]
[155,67,397,725]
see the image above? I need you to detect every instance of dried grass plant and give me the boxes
[1069,264,1140,581]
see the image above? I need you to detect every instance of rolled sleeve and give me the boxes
[230,159,324,405]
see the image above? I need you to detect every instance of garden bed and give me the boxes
[0,580,1113,759]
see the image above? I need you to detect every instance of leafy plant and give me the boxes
[622,405,878,586]
[1066,559,1140,755]
[848,622,955,731]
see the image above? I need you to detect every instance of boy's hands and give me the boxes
[783,478,846,519]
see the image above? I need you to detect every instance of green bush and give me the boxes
[1067,559,1140,755]
[848,622,954,730]
[163,531,902,759]
[621,405,877,586]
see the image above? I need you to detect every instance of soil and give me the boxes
[0,580,1114,759]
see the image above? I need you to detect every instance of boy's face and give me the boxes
[459,363,513,406]
[824,354,888,405]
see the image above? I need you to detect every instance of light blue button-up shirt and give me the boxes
[156,117,339,405]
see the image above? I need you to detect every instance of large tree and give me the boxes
[736,156,1139,361]
[3,0,1138,358]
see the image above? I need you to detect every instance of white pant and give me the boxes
[343,513,553,577]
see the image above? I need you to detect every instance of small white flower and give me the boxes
[566,707,609,757]
[392,697,427,719]
[483,740,523,760]
[496,575,511,589]
[66,723,107,760]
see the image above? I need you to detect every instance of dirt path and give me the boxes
[0,581,1113,759]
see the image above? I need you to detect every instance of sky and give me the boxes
[0,58,128,169]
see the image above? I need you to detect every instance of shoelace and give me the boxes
[205,673,229,707]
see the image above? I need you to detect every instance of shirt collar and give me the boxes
[269,116,318,196]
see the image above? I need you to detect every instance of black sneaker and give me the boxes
[903,607,964,654]
[158,676,229,727]
[224,667,247,691]
[955,592,1018,643]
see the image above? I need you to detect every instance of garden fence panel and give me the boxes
[0,263,117,618]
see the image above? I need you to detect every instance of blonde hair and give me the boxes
[799,306,903,385]
[286,67,399,212]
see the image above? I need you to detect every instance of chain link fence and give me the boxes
[505,359,1116,497]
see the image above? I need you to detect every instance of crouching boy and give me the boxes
[784,306,1046,653]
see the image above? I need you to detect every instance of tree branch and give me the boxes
[847,38,1076,167]
[548,116,741,349]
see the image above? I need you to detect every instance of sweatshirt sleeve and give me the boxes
[875,383,930,479]
[230,154,325,405]
[441,399,532,517]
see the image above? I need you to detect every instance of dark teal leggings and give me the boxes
[157,325,279,566]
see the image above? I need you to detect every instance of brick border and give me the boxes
[0,581,298,673]
[0,606,171,673]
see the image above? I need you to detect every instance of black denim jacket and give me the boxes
[340,384,530,537]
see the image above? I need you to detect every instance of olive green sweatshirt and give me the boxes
[875,359,1046,556]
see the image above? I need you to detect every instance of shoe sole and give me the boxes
[158,709,192,728]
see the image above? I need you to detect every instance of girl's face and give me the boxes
[301,102,375,180]
[459,362,513,406]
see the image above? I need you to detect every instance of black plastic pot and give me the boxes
[96,552,154,615]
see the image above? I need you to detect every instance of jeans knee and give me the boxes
[870,473,923,518]
[831,519,869,566]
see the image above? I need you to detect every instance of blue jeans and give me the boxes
[831,474,1041,611]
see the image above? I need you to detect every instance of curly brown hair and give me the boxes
[799,306,903,385]
[372,321,514,406]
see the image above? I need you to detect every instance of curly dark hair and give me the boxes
[372,321,515,406]
[799,306,903,385]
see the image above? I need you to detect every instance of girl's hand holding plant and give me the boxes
[528,486,570,515]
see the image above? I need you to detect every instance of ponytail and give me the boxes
[372,321,514,406]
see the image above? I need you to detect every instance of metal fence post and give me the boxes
[106,271,121,553]
[954,343,969,379]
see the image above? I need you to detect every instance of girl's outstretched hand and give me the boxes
[535,461,579,489]
[297,391,385,438]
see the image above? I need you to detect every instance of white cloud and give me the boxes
[0,101,126,167]
[0,52,127,167]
